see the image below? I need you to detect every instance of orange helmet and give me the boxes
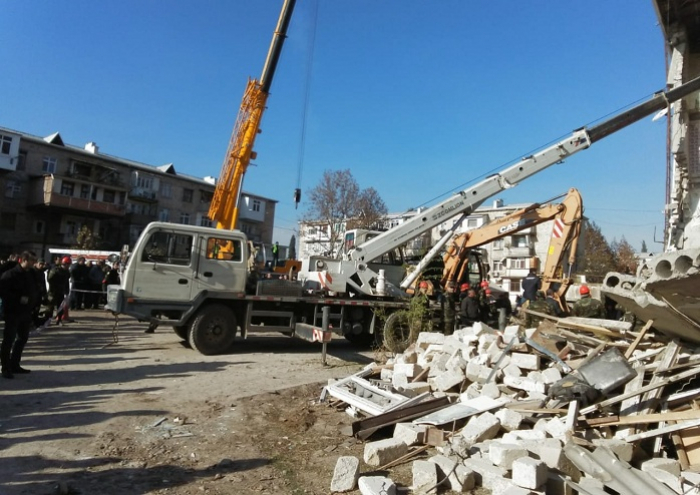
[480,280,489,288]
[418,281,429,289]
[579,285,590,295]
[460,283,470,291]
[61,256,72,265]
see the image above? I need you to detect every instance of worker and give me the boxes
[494,291,512,331]
[545,289,563,317]
[571,285,606,319]
[442,281,456,336]
[458,289,480,328]
[272,241,280,267]
[525,290,552,328]
[521,268,541,302]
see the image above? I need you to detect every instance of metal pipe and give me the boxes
[260,0,297,93]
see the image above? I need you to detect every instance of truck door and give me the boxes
[196,235,246,293]
[132,230,195,301]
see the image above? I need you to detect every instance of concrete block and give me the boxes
[461,412,501,445]
[499,487,532,495]
[490,477,522,495]
[462,458,509,490]
[591,439,633,462]
[503,375,546,394]
[525,439,580,482]
[401,349,418,364]
[495,353,512,369]
[358,476,396,495]
[412,460,439,494]
[391,371,408,389]
[503,363,522,377]
[446,352,467,372]
[512,457,547,489]
[545,472,573,495]
[463,382,482,400]
[544,417,569,439]
[442,335,462,355]
[501,429,547,442]
[466,360,484,382]
[416,332,445,349]
[489,442,529,469]
[427,352,450,377]
[541,367,562,384]
[533,418,549,433]
[429,454,475,492]
[503,325,520,339]
[330,456,360,493]
[481,382,501,399]
[641,458,682,492]
[380,368,393,381]
[432,367,466,392]
[495,408,524,432]
[577,477,605,491]
[397,381,431,397]
[478,366,496,384]
[510,353,541,371]
[526,371,545,384]
[363,438,408,467]
[394,362,422,378]
[478,333,499,355]
[393,423,427,446]
[473,321,496,336]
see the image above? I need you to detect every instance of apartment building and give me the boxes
[0,127,277,259]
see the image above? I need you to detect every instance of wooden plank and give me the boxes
[624,319,653,359]
[624,419,700,443]
[680,401,700,469]
[613,364,645,439]
[584,409,700,427]
[351,396,451,439]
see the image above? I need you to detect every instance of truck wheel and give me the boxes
[188,305,237,355]
[383,311,416,353]
[173,325,188,340]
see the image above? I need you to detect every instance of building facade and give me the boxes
[0,126,277,259]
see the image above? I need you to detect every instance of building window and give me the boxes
[15,152,27,171]
[160,182,172,198]
[0,212,17,230]
[200,216,213,227]
[492,260,504,273]
[80,184,91,199]
[180,212,190,224]
[200,191,213,204]
[182,188,193,203]
[43,156,57,174]
[0,134,12,155]
[509,258,529,269]
[60,181,75,196]
[65,220,77,235]
[511,278,522,293]
[252,199,261,212]
[103,189,116,203]
[136,174,153,189]
[511,235,529,248]
[5,180,21,198]
[466,218,479,229]
[493,239,504,250]
[159,208,169,222]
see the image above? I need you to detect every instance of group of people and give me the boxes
[0,252,121,379]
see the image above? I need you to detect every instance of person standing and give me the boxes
[0,251,40,378]
[442,281,457,336]
[572,285,606,318]
[545,288,563,317]
[70,256,90,310]
[48,257,72,325]
[458,289,480,328]
[271,241,280,268]
[521,268,541,303]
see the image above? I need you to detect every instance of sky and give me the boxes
[1,1,671,253]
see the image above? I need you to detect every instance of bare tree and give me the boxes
[611,237,638,275]
[305,169,388,256]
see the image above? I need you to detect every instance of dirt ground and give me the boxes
[0,311,417,495]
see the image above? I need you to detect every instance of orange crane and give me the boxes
[208,0,296,231]
[441,188,583,311]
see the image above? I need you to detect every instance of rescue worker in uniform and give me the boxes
[521,268,541,303]
[458,289,480,328]
[572,285,606,318]
[442,281,456,335]
[525,290,552,328]
[545,288,563,317]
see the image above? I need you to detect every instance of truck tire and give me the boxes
[188,305,237,355]
[383,310,416,354]
[173,325,188,340]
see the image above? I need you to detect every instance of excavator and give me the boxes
[440,188,583,312]
[206,0,300,277]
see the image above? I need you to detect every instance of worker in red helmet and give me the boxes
[47,256,72,325]
[571,284,605,319]
[460,283,470,292]
[480,280,489,288]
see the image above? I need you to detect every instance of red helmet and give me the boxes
[480,280,489,288]
[418,281,429,289]
[579,285,590,295]
[460,283,470,291]
[485,289,492,295]
[61,256,72,265]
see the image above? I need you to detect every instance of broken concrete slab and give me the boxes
[330,456,360,493]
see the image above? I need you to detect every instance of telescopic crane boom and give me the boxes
[208,0,296,230]
[300,76,700,297]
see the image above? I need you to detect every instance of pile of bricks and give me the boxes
[323,318,700,494]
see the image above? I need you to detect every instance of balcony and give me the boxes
[504,246,534,258]
[129,187,159,202]
[503,268,531,278]
[28,176,126,217]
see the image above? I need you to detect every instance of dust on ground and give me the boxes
[0,311,416,495]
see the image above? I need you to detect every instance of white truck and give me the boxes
[105,76,700,355]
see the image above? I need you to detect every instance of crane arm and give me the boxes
[208,0,296,230]
[441,188,583,286]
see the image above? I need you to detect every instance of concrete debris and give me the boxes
[323,319,700,493]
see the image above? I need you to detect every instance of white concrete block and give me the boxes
[641,458,682,492]
[489,442,529,469]
[478,366,496,384]
[544,417,569,439]
[499,486,532,495]
[427,352,450,378]
[503,375,546,394]
[363,438,408,467]
[330,456,360,493]
[490,477,522,495]
[412,460,439,494]
[394,362,422,378]
[358,476,396,495]
[401,349,418,364]
[380,368,393,381]
[478,333,499,355]
[473,321,496,336]
[446,351,467,372]
[461,412,501,445]
[393,423,427,446]
[501,429,547,442]
[466,360,484,382]
[416,332,445,349]
[481,382,501,399]
[433,367,466,392]
[541,367,562,384]
[512,457,547,489]
[391,371,408,389]
[503,363,522,377]
[462,458,509,490]
[495,408,524,432]
[429,454,475,492]
[397,381,431,397]
[510,353,541,371]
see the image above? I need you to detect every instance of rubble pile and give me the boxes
[322,318,700,494]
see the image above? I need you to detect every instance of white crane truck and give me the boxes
[106,77,700,355]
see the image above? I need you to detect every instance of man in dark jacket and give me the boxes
[48,257,72,324]
[0,251,40,378]
[70,256,90,310]
[521,269,541,303]
[458,289,480,328]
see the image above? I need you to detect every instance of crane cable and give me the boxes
[293,0,319,209]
